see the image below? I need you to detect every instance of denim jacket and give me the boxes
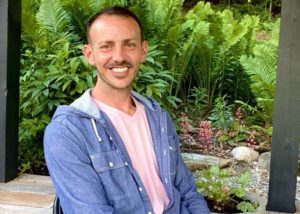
[44,89,210,214]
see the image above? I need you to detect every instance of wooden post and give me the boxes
[266,0,300,212]
[0,0,21,182]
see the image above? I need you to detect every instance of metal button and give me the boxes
[124,161,128,166]
[147,212,152,214]
[138,187,143,192]
[109,162,114,167]
[109,136,113,141]
[169,146,173,150]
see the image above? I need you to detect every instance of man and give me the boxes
[44,6,210,214]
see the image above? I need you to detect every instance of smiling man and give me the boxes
[44,6,210,214]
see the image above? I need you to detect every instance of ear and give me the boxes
[83,44,95,66]
[140,40,148,63]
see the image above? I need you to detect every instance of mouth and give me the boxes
[111,67,129,73]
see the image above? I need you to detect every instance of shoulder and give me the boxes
[44,106,89,148]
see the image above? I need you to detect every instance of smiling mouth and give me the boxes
[111,67,129,73]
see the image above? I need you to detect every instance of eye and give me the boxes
[99,44,111,51]
[126,42,136,49]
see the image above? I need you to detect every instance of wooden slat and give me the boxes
[0,204,52,214]
[0,0,21,182]
[266,0,300,212]
[0,174,55,213]
[0,191,55,208]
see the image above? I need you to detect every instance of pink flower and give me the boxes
[198,121,212,152]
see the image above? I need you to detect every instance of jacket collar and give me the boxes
[70,88,159,120]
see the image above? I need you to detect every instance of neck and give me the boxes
[92,83,136,115]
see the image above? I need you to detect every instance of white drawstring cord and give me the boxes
[91,119,102,142]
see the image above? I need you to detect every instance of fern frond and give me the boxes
[240,41,278,123]
[22,0,41,47]
[62,0,95,41]
[88,0,128,15]
[36,0,71,34]
[141,0,183,37]
[219,10,250,50]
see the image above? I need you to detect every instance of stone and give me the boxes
[0,204,52,214]
[0,174,55,213]
[257,152,271,171]
[181,153,232,171]
[232,160,251,174]
[231,146,259,163]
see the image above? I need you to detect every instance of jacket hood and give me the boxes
[52,88,161,121]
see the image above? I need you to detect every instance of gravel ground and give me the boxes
[248,162,300,201]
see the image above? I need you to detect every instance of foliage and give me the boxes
[239,19,279,126]
[20,0,180,173]
[132,45,180,111]
[135,1,259,111]
[196,165,257,213]
[208,96,234,131]
[212,0,281,20]
[180,87,208,121]
[20,0,268,174]
[173,3,258,112]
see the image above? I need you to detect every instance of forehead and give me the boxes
[89,15,141,42]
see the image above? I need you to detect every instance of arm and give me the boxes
[167,115,210,213]
[174,143,210,213]
[44,121,114,214]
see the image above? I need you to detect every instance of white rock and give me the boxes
[231,146,259,163]
[181,153,232,170]
[257,152,271,171]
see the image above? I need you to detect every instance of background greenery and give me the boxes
[20,0,280,174]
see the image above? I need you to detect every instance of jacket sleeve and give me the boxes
[167,114,211,214]
[44,120,114,214]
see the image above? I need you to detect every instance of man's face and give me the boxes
[83,14,148,92]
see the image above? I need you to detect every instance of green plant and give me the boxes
[181,87,208,121]
[196,165,257,213]
[132,45,180,111]
[20,0,97,173]
[20,0,185,173]
[208,96,234,132]
[134,1,258,109]
[20,0,263,174]
[239,19,279,126]
[181,3,259,109]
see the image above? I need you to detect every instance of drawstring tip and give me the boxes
[91,119,102,143]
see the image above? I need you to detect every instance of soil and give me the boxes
[205,195,254,213]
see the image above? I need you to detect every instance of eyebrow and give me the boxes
[96,38,138,45]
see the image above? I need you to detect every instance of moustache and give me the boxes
[104,60,133,69]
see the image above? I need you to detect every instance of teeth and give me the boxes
[112,67,128,73]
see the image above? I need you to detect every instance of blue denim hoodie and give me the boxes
[44,89,210,214]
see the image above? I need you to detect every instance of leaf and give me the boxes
[36,0,71,33]
[43,89,49,97]
[62,80,72,91]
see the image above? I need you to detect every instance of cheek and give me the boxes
[94,55,109,66]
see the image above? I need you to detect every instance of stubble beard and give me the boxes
[96,68,137,92]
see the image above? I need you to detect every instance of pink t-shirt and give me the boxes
[93,97,169,214]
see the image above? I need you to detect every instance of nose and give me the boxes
[112,45,125,63]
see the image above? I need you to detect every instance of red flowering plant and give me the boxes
[179,112,196,145]
[198,121,213,154]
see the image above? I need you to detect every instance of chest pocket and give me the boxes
[90,150,131,200]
